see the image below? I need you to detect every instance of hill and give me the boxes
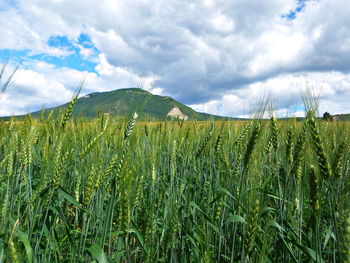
[30,88,231,121]
[332,113,350,121]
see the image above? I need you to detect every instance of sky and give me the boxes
[0,0,350,118]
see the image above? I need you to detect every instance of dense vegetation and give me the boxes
[0,105,349,262]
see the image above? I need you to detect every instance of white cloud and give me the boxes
[191,71,350,117]
[0,57,159,116]
[90,54,159,92]
[0,8,74,57]
[1,0,350,117]
[0,68,71,115]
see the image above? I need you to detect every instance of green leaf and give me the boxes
[129,225,146,251]
[267,219,285,232]
[322,226,335,249]
[227,214,246,224]
[285,236,325,263]
[15,230,33,263]
[0,240,5,263]
[57,188,92,214]
[260,207,276,215]
[277,233,298,263]
[87,244,109,263]
[51,205,77,257]
[266,194,292,204]
[293,242,325,263]
[189,202,213,223]
[111,231,124,236]
[216,187,234,199]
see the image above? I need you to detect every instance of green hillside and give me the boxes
[332,113,350,121]
[31,87,231,121]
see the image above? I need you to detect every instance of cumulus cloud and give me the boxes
[191,71,350,117]
[0,67,71,115]
[0,0,350,117]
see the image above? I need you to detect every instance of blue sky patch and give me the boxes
[282,0,312,20]
[0,33,100,72]
[78,33,96,49]
[0,49,30,62]
[47,35,74,49]
[46,34,100,72]
[0,0,17,11]
[31,53,98,72]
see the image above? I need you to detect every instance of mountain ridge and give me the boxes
[26,87,234,121]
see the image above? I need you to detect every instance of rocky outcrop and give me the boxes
[167,107,188,120]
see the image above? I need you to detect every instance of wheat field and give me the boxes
[0,108,349,262]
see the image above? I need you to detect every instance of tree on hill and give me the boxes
[323,111,333,121]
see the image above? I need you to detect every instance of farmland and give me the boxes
[0,109,349,262]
